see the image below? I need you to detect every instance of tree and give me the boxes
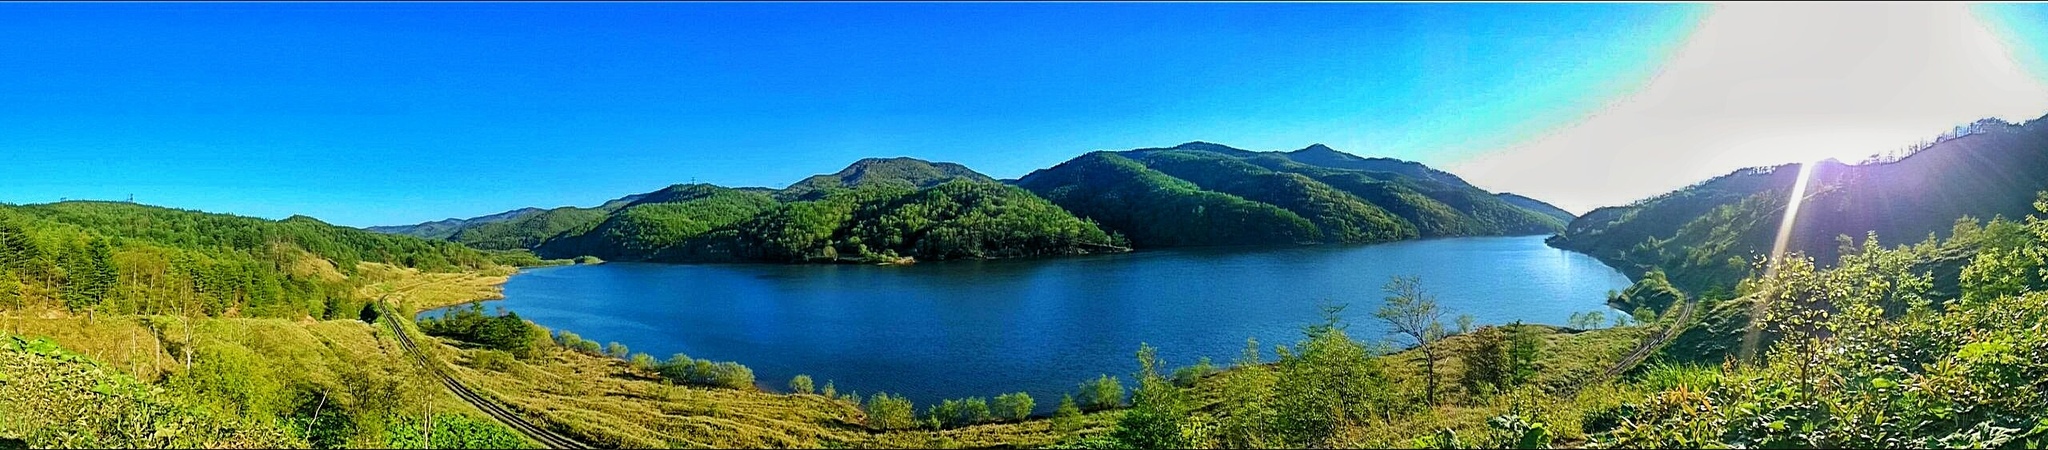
[1052,395,1083,432]
[993,392,1034,421]
[789,375,814,394]
[822,380,837,398]
[1459,326,1512,400]
[865,393,917,430]
[606,342,629,359]
[1113,343,1190,448]
[1270,313,1394,448]
[1375,275,1449,406]
[1078,374,1124,411]
[630,353,656,371]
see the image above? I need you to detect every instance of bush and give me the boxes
[1171,357,1219,387]
[926,397,991,429]
[993,392,1034,421]
[1052,395,1084,432]
[865,393,918,430]
[1078,374,1124,411]
[606,342,628,359]
[789,375,814,394]
[655,354,756,390]
[468,350,515,372]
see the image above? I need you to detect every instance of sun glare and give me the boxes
[1451,2,2048,213]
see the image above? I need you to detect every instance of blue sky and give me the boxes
[2,3,2039,227]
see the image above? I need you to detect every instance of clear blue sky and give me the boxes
[4,2,2035,228]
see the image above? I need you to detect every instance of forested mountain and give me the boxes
[1015,142,1568,247]
[369,146,1570,263]
[516,164,1124,264]
[778,157,994,200]
[0,201,507,320]
[534,184,782,261]
[1549,115,2048,293]
[364,207,543,240]
[1495,193,1575,224]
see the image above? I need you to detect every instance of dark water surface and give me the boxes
[459,236,1629,411]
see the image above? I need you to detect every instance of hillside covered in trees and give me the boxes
[1548,115,2048,294]
[1015,142,1568,247]
[371,145,1573,263]
[0,201,515,321]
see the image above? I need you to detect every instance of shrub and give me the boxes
[926,397,991,429]
[789,375,814,394]
[993,392,1035,421]
[1078,374,1124,411]
[865,393,918,430]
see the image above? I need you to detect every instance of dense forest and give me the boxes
[1549,115,2048,294]
[0,201,510,321]
[370,145,1573,264]
[1015,143,1569,247]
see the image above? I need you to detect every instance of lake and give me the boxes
[456,235,1630,412]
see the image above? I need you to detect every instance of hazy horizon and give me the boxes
[4,2,2046,227]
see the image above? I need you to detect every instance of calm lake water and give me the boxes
[456,235,1629,412]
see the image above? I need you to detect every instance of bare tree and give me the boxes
[1374,275,1449,407]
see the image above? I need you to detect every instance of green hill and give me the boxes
[1495,193,1575,224]
[365,207,543,240]
[779,157,995,201]
[0,201,508,320]
[1014,152,1323,247]
[0,333,296,448]
[664,180,1123,263]
[1015,142,1567,247]
[1548,116,2048,293]
[534,184,781,261]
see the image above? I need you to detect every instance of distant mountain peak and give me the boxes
[1297,143,1338,153]
[780,156,995,199]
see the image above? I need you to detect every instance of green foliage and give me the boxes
[0,202,501,319]
[0,334,297,448]
[1077,374,1125,412]
[537,185,779,261]
[448,207,609,252]
[382,413,531,449]
[710,181,1123,263]
[1610,270,1686,314]
[654,353,756,390]
[992,392,1035,421]
[779,157,996,201]
[419,304,545,358]
[864,393,918,430]
[1170,356,1217,387]
[1268,317,1398,447]
[1589,196,2048,448]
[629,353,656,371]
[925,397,992,429]
[1112,342,1195,449]
[1551,120,2048,293]
[605,341,628,359]
[789,374,814,395]
[1052,395,1084,432]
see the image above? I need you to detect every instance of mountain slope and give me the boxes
[1549,116,2048,293]
[535,184,781,260]
[671,180,1124,263]
[779,157,994,200]
[1495,193,1576,224]
[365,207,544,240]
[1014,152,1323,247]
[1016,142,1567,247]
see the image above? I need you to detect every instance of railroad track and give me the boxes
[379,298,594,449]
[1598,297,1699,381]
